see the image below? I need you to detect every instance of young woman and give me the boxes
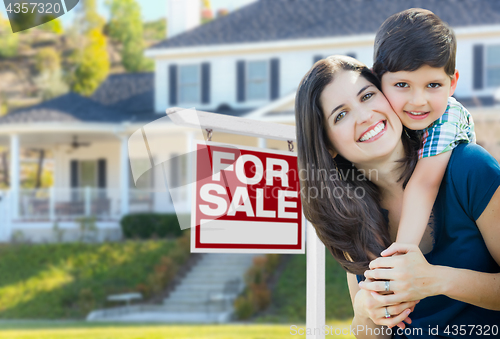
[295,55,500,338]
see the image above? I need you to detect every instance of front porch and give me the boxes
[15,187,177,221]
[0,186,190,243]
[0,121,195,243]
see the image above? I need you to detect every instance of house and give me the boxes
[1,0,500,242]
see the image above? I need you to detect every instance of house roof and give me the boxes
[0,73,163,126]
[0,93,126,125]
[0,72,253,125]
[91,72,155,115]
[150,0,500,50]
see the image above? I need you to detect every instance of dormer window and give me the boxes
[169,63,210,106]
[179,65,201,104]
[247,61,269,101]
[486,45,500,88]
[237,58,279,103]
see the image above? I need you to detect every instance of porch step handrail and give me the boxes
[15,187,188,221]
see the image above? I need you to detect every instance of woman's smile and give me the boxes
[358,120,387,142]
[320,70,402,164]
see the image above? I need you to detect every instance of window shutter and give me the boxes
[70,160,78,187]
[270,58,280,100]
[201,62,210,104]
[313,55,323,64]
[237,60,245,102]
[169,64,178,105]
[98,159,106,188]
[473,45,484,90]
[70,160,79,201]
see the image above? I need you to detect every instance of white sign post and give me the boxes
[167,108,325,339]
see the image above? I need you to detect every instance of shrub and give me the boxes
[0,14,19,58]
[141,231,190,298]
[120,213,186,239]
[235,254,280,319]
[265,254,280,272]
[35,48,61,74]
[146,256,177,296]
[169,235,190,264]
[234,294,255,320]
[77,288,95,314]
[250,283,271,311]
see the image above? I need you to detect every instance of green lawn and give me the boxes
[0,240,181,319]
[259,253,353,323]
[0,321,356,339]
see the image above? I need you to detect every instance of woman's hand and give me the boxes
[360,243,438,304]
[354,285,418,330]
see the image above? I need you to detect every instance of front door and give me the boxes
[80,160,97,188]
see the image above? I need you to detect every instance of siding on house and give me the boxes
[148,0,500,115]
[154,32,500,113]
[154,46,375,113]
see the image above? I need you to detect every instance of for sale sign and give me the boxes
[191,141,304,253]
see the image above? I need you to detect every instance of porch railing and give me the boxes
[15,187,188,221]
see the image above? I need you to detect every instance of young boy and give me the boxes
[373,8,476,247]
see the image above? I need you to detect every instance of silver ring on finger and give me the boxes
[384,307,391,318]
[384,280,390,292]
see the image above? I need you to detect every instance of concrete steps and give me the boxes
[87,253,259,323]
[162,253,257,318]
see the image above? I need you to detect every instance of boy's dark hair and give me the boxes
[373,8,456,78]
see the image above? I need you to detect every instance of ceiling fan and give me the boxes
[66,136,91,153]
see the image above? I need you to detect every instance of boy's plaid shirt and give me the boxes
[418,97,476,159]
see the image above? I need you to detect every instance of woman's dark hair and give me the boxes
[373,8,457,78]
[295,55,420,275]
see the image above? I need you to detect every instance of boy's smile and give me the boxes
[380,65,459,131]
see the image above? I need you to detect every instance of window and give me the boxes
[247,61,269,100]
[80,160,97,187]
[486,45,500,88]
[179,65,200,104]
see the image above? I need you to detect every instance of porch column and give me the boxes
[120,135,129,215]
[258,137,267,149]
[10,134,19,219]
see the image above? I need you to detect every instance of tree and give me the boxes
[69,0,109,96]
[106,0,153,72]
[70,28,109,96]
[39,18,64,34]
[35,47,61,73]
[0,13,19,58]
[78,0,105,33]
[34,47,69,99]
[143,18,166,42]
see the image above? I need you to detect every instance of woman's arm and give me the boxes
[362,186,500,310]
[347,273,415,338]
[396,152,451,245]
